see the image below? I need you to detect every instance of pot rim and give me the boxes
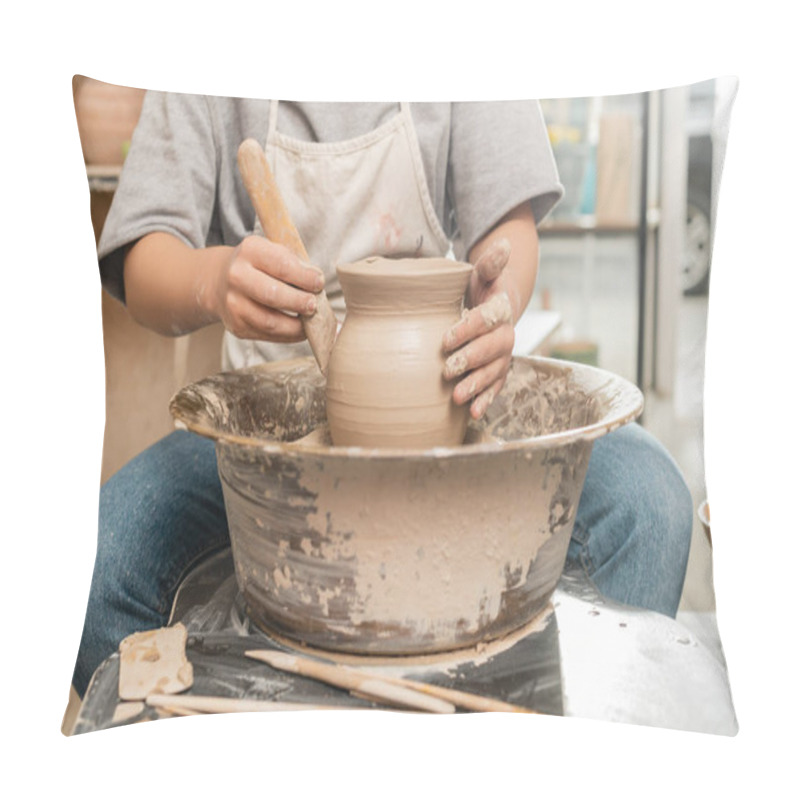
[170,355,644,461]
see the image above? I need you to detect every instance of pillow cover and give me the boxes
[64,77,738,738]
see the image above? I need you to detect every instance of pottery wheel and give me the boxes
[73,547,738,734]
[72,548,563,732]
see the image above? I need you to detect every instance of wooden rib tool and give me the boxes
[145,693,349,715]
[245,650,536,714]
[245,650,455,713]
[237,138,338,374]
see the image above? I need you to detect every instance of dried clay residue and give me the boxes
[292,452,556,643]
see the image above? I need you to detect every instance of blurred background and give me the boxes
[532,80,733,631]
[74,77,735,647]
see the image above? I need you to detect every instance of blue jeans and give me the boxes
[566,422,693,616]
[71,423,692,697]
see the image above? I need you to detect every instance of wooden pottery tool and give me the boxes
[237,138,338,375]
[145,693,348,715]
[361,672,536,714]
[245,650,456,714]
[246,650,535,713]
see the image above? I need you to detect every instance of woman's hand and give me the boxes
[205,235,326,342]
[441,201,540,420]
[123,231,326,341]
[442,238,516,419]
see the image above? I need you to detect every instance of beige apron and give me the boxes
[222,101,452,370]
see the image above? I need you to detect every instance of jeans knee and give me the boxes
[95,431,227,615]
[75,432,227,696]
[572,424,693,615]
[618,432,692,552]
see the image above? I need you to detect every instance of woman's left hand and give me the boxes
[442,237,516,420]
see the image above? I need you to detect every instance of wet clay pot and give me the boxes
[325,256,473,448]
[170,356,643,658]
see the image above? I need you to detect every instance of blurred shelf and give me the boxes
[540,211,660,236]
[541,220,636,235]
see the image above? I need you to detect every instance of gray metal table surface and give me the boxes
[72,549,737,735]
[554,572,736,733]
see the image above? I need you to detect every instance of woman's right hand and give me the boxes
[123,232,326,340]
[205,235,326,343]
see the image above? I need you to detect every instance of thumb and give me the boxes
[473,237,511,284]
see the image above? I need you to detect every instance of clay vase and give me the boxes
[73,76,145,165]
[326,256,473,448]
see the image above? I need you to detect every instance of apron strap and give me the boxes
[267,99,279,139]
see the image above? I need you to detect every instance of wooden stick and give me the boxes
[237,138,338,375]
[245,650,456,714]
[245,650,536,714]
[373,673,537,714]
[152,702,202,717]
[146,693,348,715]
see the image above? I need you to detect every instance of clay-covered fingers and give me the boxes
[470,377,506,420]
[473,237,511,284]
[222,291,306,342]
[444,323,514,396]
[239,235,325,306]
[230,252,319,318]
[442,292,514,354]
[442,291,515,419]
[216,236,326,342]
[442,322,514,382]
[452,354,511,413]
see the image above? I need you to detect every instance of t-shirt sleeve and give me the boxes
[447,101,563,259]
[97,91,219,302]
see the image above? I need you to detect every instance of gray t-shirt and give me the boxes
[98,95,563,302]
